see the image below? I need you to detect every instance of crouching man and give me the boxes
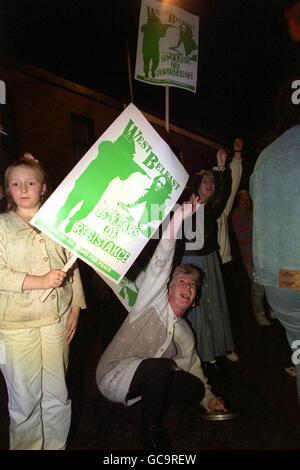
[96,197,227,450]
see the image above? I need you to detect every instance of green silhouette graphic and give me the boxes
[54,134,148,233]
[119,281,139,307]
[117,175,173,237]
[141,10,173,78]
[170,24,198,59]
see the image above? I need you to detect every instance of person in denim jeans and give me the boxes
[250,77,300,401]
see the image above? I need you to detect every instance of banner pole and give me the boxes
[165,85,169,133]
[39,254,78,302]
[126,41,134,103]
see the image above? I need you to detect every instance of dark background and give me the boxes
[0,1,300,452]
[0,0,299,158]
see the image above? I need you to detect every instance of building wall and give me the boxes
[0,60,229,189]
[0,64,121,186]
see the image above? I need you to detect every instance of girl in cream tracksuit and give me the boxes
[0,154,86,450]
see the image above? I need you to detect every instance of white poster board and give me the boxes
[31,103,188,284]
[135,0,199,93]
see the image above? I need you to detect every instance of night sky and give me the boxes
[0,0,299,157]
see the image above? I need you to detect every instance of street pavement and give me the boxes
[1,265,300,453]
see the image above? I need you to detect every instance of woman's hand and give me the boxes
[216,149,227,168]
[208,396,228,412]
[164,195,201,241]
[180,194,202,220]
[173,194,202,225]
[65,306,80,344]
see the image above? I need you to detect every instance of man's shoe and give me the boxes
[256,312,271,326]
[140,424,172,450]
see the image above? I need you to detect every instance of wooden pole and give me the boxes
[165,85,169,133]
[126,41,134,103]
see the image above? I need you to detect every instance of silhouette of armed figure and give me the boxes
[170,24,198,58]
[54,134,148,233]
[141,11,173,78]
[118,175,173,237]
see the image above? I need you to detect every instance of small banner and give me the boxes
[135,0,199,93]
[31,103,188,284]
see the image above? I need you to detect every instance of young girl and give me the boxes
[0,154,86,450]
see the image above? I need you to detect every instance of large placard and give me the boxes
[31,103,188,284]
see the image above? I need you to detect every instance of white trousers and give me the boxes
[0,313,71,450]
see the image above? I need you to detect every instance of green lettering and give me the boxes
[155,162,163,173]
[122,118,138,141]
[143,151,159,169]
[136,135,144,144]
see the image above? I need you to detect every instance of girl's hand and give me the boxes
[42,269,67,289]
[22,269,67,291]
[65,306,80,344]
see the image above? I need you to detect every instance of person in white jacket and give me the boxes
[217,138,243,362]
[217,138,243,265]
[96,196,227,450]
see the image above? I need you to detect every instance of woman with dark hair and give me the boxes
[179,149,238,391]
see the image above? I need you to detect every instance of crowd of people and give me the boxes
[0,76,299,451]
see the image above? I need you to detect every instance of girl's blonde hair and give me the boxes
[5,153,47,211]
